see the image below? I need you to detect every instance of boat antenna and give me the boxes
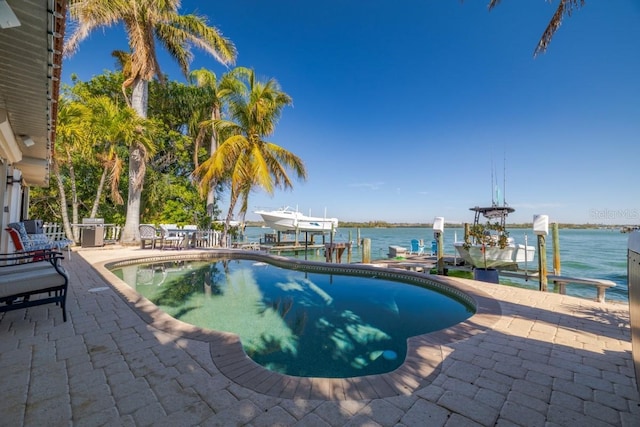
[503,153,507,207]
[491,157,495,206]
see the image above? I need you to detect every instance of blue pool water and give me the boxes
[113,258,474,378]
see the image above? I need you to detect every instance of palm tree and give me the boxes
[53,98,91,242]
[81,94,157,219]
[193,68,307,244]
[64,0,237,243]
[188,68,244,222]
[488,0,584,56]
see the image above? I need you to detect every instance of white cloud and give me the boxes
[349,182,385,191]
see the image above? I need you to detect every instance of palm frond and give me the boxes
[534,0,584,57]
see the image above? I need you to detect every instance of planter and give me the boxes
[473,268,499,284]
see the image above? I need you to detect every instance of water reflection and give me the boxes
[113,258,473,377]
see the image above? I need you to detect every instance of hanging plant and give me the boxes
[464,221,509,250]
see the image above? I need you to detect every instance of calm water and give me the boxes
[113,258,473,378]
[240,226,630,303]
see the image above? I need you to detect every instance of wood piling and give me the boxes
[538,234,548,291]
[362,238,371,263]
[552,222,561,275]
[437,232,445,275]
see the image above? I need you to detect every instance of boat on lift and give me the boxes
[255,206,338,233]
[454,161,535,269]
[453,204,536,269]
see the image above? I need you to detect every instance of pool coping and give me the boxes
[93,249,502,400]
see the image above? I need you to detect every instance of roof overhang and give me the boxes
[0,0,66,187]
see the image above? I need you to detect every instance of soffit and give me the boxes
[0,0,65,186]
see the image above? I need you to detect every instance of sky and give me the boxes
[61,1,640,225]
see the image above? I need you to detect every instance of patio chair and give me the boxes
[181,225,199,248]
[159,225,184,250]
[0,249,69,321]
[6,222,72,258]
[139,225,163,249]
[409,239,425,256]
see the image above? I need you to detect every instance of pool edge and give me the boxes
[92,249,502,400]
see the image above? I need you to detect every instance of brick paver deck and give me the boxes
[1,246,638,426]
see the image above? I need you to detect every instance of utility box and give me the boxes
[388,245,407,258]
[81,218,104,247]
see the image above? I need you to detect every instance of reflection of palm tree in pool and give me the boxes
[314,310,394,374]
[269,298,293,318]
[204,262,225,296]
[262,297,308,337]
[153,262,208,307]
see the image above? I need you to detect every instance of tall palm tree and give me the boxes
[64,0,237,243]
[488,0,584,56]
[53,98,91,242]
[188,68,244,221]
[193,68,307,244]
[188,68,221,220]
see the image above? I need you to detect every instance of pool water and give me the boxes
[113,258,474,378]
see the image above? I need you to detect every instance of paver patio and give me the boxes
[0,246,638,426]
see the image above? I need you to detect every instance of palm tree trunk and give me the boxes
[130,78,148,118]
[52,159,74,243]
[206,106,220,219]
[90,165,108,218]
[120,143,146,243]
[222,188,239,247]
[66,150,80,241]
[120,78,148,244]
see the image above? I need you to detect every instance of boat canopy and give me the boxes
[470,205,515,220]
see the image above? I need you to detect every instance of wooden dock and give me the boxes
[443,266,616,303]
[498,270,616,303]
[372,255,616,303]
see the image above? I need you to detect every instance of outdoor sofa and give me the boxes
[6,221,72,254]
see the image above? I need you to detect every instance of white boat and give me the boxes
[255,207,338,232]
[454,205,536,269]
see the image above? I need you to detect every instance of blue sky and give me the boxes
[62,1,640,225]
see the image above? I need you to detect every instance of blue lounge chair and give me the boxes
[409,239,425,255]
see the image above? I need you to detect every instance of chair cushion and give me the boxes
[0,266,67,298]
[25,234,57,250]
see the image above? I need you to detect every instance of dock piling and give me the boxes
[362,238,371,263]
[552,222,561,275]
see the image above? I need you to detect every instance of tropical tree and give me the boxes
[64,0,237,244]
[188,68,244,221]
[193,68,307,244]
[52,98,91,241]
[80,94,158,220]
[488,0,584,56]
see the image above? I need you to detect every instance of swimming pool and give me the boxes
[111,255,474,378]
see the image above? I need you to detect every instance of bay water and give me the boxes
[241,226,630,303]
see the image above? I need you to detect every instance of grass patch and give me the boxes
[429,268,473,279]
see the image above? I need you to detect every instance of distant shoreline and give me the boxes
[244,221,632,230]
